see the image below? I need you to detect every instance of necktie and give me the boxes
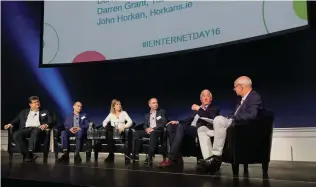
[234,99,244,115]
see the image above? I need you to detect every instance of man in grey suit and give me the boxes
[133,98,168,164]
[198,76,264,173]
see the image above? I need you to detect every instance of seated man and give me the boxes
[133,98,168,164]
[198,76,264,173]
[158,89,220,168]
[4,96,53,162]
[57,101,89,162]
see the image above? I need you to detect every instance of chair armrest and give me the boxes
[44,128,51,135]
[7,128,13,148]
[8,128,13,136]
[133,123,145,131]
[53,128,62,137]
[224,116,274,162]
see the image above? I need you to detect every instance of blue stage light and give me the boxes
[2,2,72,115]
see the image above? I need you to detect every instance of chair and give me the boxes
[92,122,134,161]
[7,128,51,161]
[7,111,57,162]
[222,110,274,176]
[131,123,168,159]
[53,122,93,161]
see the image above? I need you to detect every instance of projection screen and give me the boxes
[42,1,308,65]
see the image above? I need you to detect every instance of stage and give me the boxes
[1,152,316,187]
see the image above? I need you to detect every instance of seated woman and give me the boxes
[102,99,133,162]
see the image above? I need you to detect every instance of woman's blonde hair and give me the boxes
[110,99,122,114]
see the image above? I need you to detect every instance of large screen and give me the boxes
[42,1,308,65]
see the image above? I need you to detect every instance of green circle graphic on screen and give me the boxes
[293,0,307,20]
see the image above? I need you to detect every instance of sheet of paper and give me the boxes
[200,117,214,124]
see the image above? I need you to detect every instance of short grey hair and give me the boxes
[236,76,252,87]
[200,89,212,98]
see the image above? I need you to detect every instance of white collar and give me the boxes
[242,90,251,101]
[200,104,209,110]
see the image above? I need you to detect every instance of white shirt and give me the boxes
[149,111,157,128]
[242,90,251,101]
[102,111,133,128]
[25,110,40,127]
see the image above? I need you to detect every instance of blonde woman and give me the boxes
[102,99,133,162]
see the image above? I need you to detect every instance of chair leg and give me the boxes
[232,164,239,176]
[44,152,49,162]
[86,152,91,162]
[243,164,249,174]
[55,152,59,160]
[9,152,13,160]
[262,162,269,175]
[94,151,99,161]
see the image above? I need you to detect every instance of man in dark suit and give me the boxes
[198,76,264,173]
[57,101,89,162]
[158,89,220,168]
[4,96,53,162]
[133,98,168,164]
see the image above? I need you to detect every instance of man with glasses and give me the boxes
[197,76,264,173]
[4,96,53,162]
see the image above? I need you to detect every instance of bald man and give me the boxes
[58,101,89,162]
[158,90,220,168]
[198,76,263,173]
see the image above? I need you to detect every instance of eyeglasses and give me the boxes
[233,84,243,90]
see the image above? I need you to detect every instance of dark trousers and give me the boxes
[61,129,86,152]
[167,124,197,160]
[105,124,126,154]
[133,130,162,157]
[13,127,43,155]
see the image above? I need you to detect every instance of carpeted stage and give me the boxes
[1,152,316,187]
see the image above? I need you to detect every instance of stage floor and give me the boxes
[1,152,316,187]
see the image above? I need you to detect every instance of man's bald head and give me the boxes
[233,76,253,97]
[235,76,252,88]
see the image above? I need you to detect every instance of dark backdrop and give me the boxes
[2,2,316,128]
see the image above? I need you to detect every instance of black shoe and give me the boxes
[144,156,153,164]
[104,153,114,162]
[74,153,82,163]
[202,155,222,173]
[132,154,139,162]
[57,152,70,162]
[197,156,213,166]
[24,152,38,162]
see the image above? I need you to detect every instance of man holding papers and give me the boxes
[158,89,220,168]
[198,76,264,173]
